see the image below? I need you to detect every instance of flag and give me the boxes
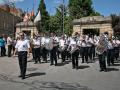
[34,11,41,23]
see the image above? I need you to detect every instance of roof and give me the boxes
[16,21,36,27]
[73,16,112,25]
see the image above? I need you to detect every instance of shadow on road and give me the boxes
[77,65,90,69]
[106,68,119,72]
[112,63,120,66]
[26,72,46,78]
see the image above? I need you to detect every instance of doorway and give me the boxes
[83,28,100,36]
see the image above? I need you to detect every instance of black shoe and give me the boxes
[99,69,104,72]
[104,69,107,72]
[21,76,25,80]
[55,64,58,66]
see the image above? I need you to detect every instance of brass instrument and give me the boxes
[96,44,106,54]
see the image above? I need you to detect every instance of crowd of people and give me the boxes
[0,32,120,79]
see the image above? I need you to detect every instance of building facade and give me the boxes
[16,21,38,39]
[73,16,113,36]
[0,7,22,37]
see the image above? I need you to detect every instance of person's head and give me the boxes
[19,32,24,40]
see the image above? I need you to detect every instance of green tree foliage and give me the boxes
[49,0,100,35]
[37,0,50,32]
[68,0,100,19]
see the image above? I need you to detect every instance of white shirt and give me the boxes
[41,37,45,45]
[113,40,120,47]
[7,37,12,45]
[15,40,30,52]
[33,38,40,48]
[81,40,87,47]
[59,39,65,47]
[107,41,114,49]
[69,39,77,49]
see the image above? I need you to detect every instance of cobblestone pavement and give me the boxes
[0,56,120,90]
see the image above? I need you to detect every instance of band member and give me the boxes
[14,32,30,79]
[68,36,79,69]
[59,35,67,63]
[49,33,58,66]
[96,33,108,72]
[32,34,41,64]
[113,38,120,61]
[80,35,88,63]
[86,35,93,62]
[41,33,48,63]
[107,38,114,66]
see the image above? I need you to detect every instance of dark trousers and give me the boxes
[114,47,119,60]
[71,50,79,68]
[32,48,35,60]
[42,47,48,62]
[81,47,88,63]
[107,49,114,65]
[61,50,66,62]
[34,48,41,63]
[50,47,57,65]
[91,45,95,60]
[87,47,92,60]
[18,51,27,78]
[0,46,6,56]
[8,45,12,57]
[98,52,106,70]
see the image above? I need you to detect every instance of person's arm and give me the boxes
[27,41,31,57]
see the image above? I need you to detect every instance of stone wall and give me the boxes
[73,16,113,36]
[0,9,21,37]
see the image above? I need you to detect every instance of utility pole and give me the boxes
[62,0,65,34]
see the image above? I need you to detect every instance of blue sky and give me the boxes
[0,0,120,16]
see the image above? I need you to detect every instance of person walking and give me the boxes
[14,32,30,79]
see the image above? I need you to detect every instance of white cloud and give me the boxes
[9,0,24,2]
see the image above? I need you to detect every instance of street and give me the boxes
[0,56,120,90]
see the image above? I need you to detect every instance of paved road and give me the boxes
[0,56,120,90]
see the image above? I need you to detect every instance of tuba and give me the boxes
[96,44,106,54]
[96,34,108,54]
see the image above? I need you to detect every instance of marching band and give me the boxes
[1,32,120,72]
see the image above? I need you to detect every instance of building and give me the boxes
[73,16,113,36]
[16,21,38,39]
[0,7,22,37]
[0,4,23,17]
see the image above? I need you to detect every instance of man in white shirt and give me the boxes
[68,36,79,69]
[14,32,30,79]
[32,34,41,64]
[7,36,13,57]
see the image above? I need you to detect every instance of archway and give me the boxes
[83,28,100,36]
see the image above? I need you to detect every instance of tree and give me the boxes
[37,0,49,32]
[68,0,100,19]
[111,14,120,38]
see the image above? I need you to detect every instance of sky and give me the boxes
[0,0,120,16]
